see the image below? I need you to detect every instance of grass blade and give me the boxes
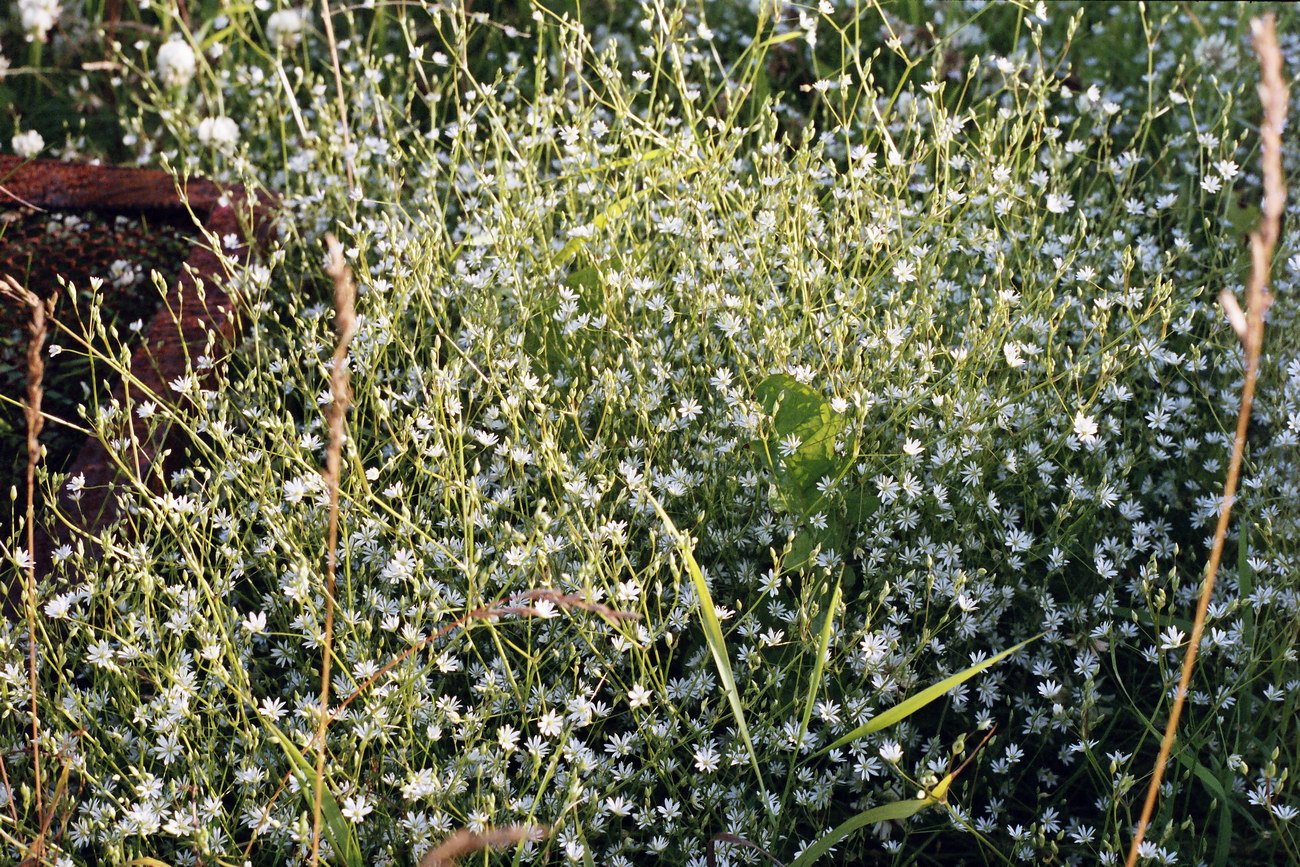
[645,491,769,800]
[266,724,363,867]
[783,575,842,807]
[786,796,934,867]
[814,634,1040,758]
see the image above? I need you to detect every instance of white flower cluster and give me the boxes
[18,0,60,42]
[156,38,197,89]
[10,3,1300,866]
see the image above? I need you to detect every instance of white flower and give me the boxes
[267,8,310,49]
[1072,411,1099,442]
[879,740,904,763]
[1003,342,1026,368]
[197,116,240,152]
[1045,192,1074,214]
[156,39,197,89]
[241,611,267,634]
[537,710,564,737]
[11,129,44,159]
[903,438,924,457]
[892,259,917,283]
[627,683,653,708]
[19,0,61,42]
[496,724,520,753]
[693,742,721,773]
[340,794,373,824]
[778,432,803,458]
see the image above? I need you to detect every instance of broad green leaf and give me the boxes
[787,795,934,867]
[1224,197,1261,237]
[842,488,879,525]
[815,634,1041,757]
[265,725,363,867]
[784,528,820,572]
[645,492,768,799]
[754,374,845,516]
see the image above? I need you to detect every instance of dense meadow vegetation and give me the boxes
[1,1,1299,864]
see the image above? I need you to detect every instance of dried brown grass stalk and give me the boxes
[418,824,547,867]
[309,233,358,867]
[319,0,357,193]
[0,274,52,863]
[1126,14,1287,866]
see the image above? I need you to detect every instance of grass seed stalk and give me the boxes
[0,275,51,863]
[310,232,358,867]
[1126,13,1288,866]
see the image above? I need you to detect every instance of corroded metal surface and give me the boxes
[0,156,222,213]
[0,156,275,615]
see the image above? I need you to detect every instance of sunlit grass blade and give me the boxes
[645,491,768,800]
[813,634,1041,758]
[783,574,842,808]
[786,795,935,867]
[266,724,363,867]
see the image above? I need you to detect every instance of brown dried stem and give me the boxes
[1,274,51,863]
[319,0,358,194]
[1126,14,1287,865]
[309,233,357,867]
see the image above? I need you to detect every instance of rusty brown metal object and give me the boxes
[0,156,275,615]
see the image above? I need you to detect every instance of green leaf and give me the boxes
[1224,197,1261,237]
[815,634,1041,757]
[1238,525,1256,654]
[753,374,845,517]
[841,487,879,525]
[1186,761,1233,867]
[644,491,768,800]
[265,725,363,867]
[786,796,934,867]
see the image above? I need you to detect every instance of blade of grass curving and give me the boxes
[553,162,704,266]
[786,795,936,867]
[783,575,842,808]
[644,491,768,799]
[813,634,1041,758]
[266,724,362,867]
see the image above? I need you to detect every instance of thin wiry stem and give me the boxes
[1126,14,1287,866]
[309,233,357,867]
